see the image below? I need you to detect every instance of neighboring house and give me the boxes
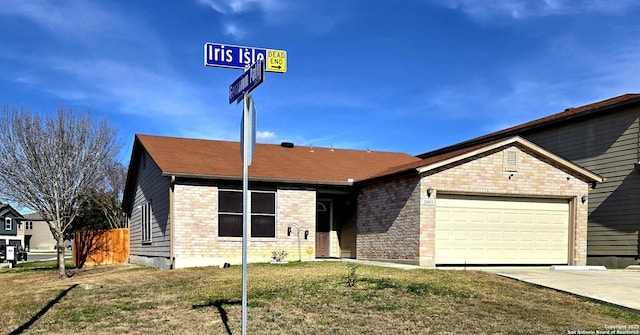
[123,134,600,269]
[418,94,640,267]
[0,203,25,249]
[21,212,57,251]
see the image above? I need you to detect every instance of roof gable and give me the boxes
[0,204,24,219]
[370,137,603,183]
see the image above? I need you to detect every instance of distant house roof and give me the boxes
[0,204,24,219]
[22,212,46,221]
[370,136,603,183]
[418,93,640,159]
[123,134,421,210]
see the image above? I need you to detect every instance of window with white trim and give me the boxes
[218,189,276,238]
[5,218,12,230]
[26,221,33,230]
[141,202,152,243]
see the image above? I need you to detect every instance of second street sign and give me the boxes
[205,42,287,73]
[229,60,264,104]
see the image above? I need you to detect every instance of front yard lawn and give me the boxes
[1,261,638,334]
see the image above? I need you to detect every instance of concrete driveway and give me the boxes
[482,266,640,311]
[342,260,640,311]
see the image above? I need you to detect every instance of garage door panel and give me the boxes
[470,231,484,240]
[436,195,569,265]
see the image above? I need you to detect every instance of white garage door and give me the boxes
[435,195,569,265]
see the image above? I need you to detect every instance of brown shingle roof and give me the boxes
[372,140,501,179]
[418,93,640,159]
[136,134,421,185]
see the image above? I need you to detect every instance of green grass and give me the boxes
[0,259,76,272]
[0,261,638,334]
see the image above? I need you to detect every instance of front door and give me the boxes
[24,235,31,252]
[316,200,331,257]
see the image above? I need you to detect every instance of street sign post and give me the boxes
[229,60,264,104]
[204,42,287,73]
[205,41,286,335]
[240,95,256,166]
[240,92,254,335]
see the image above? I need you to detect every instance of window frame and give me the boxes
[5,218,12,230]
[218,188,277,239]
[141,202,152,243]
[250,190,276,238]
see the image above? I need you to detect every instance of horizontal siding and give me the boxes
[528,112,637,163]
[525,107,640,256]
[129,150,171,258]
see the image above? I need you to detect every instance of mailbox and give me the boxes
[6,246,15,261]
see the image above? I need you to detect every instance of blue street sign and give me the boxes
[229,60,264,104]
[204,42,287,73]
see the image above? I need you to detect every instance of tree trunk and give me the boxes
[56,235,67,279]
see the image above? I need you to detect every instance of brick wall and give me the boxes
[356,144,590,267]
[357,175,421,263]
[276,187,316,261]
[173,184,316,268]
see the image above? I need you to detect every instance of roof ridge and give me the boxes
[417,92,640,159]
[136,133,404,154]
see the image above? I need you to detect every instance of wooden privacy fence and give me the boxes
[74,228,129,268]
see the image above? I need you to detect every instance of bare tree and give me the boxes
[92,161,128,229]
[0,106,121,278]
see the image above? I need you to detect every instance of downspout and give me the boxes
[636,117,640,170]
[168,175,176,269]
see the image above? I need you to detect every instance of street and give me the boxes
[27,252,58,262]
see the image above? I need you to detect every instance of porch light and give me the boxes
[581,194,588,204]
[427,187,434,198]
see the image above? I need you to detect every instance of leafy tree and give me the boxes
[92,162,128,229]
[0,106,121,278]
[69,162,128,236]
[69,198,112,238]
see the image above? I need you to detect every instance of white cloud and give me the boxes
[0,0,238,142]
[256,130,277,142]
[0,1,202,116]
[196,0,352,36]
[48,59,212,116]
[433,0,638,20]
[0,1,124,41]
[196,0,283,14]
[223,23,247,40]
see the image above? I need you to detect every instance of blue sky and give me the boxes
[1,0,640,160]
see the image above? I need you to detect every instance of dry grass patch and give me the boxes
[0,261,638,334]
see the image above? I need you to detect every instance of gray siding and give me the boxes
[129,150,171,259]
[1,216,18,236]
[524,107,640,257]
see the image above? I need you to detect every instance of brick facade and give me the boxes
[357,144,591,267]
[357,175,421,262]
[172,184,316,268]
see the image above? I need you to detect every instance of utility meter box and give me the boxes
[6,246,15,261]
